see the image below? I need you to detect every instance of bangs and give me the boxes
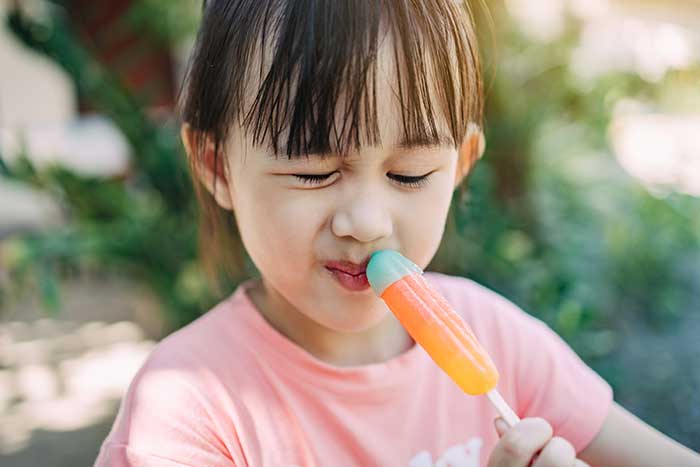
[181,0,482,160]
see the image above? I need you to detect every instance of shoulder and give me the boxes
[147,289,256,371]
[99,293,253,458]
[119,290,258,413]
[423,271,544,331]
[119,296,234,407]
[422,271,555,375]
[139,301,224,374]
[423,271,503,306]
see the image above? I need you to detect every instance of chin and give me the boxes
[320,305,389,333]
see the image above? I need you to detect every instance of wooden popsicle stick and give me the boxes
[486,389,520,428]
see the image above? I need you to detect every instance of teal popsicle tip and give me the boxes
[366,250,423,296]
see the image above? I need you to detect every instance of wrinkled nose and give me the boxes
[331,188,393,243]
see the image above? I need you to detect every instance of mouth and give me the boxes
[324,258,371,292]
[324,258,370,275]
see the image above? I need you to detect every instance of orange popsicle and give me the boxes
[366,250,519,426]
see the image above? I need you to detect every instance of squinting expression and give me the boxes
[217,38,463,334]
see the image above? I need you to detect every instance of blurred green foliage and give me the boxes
[1,0,699,448]
[431,6,700,353]
[126,0,200,46]
[1,1,214,328]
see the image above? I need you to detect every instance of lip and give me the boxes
[324,258,371,292]
[325,267,370,292]
[324,259,370,275]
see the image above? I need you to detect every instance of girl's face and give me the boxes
[190,38,478,337]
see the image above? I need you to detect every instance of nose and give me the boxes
[331,188,393,243]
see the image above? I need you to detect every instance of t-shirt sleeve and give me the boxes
[94,357,240,467]
[506,306,613,454]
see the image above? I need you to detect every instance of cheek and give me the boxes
[236,183,323,268]
[401,176,454,267]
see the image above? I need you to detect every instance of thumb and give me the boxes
[493,417,509,437]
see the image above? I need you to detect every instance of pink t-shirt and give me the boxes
[95,272,612,467]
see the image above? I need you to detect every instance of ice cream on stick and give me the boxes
[366,249,520,427]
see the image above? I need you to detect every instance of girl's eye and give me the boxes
[293,172,336,185]
[388,172,434,188]
[292,171,434,188]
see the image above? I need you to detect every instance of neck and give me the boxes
[246,278,414,367]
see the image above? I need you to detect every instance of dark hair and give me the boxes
[179,0,483,289]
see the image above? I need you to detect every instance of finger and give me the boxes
[494,418,509,437]
[488,418,553,467]
[574,459,591,467]
[532,437,576,467]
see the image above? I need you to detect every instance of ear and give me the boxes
[180,124,235,211]
[455,123,486,187]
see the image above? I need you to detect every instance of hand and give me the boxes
[487,417,591,467]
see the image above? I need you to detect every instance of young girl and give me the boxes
[96,1,700,466]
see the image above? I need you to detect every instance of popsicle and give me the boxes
[366,249,520,427]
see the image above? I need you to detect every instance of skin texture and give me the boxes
[181,30,700,467]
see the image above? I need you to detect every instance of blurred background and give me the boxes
[0,0,699,465]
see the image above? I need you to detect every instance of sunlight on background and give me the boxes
[571,15,696,82]
[0,116,130,178]
[506,0,700,198]
[1,319,155,454]
[612,105,700,197]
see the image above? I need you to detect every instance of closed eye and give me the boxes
[293,173,335,184]
[387,172,434,188]
[293,171,435,188]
